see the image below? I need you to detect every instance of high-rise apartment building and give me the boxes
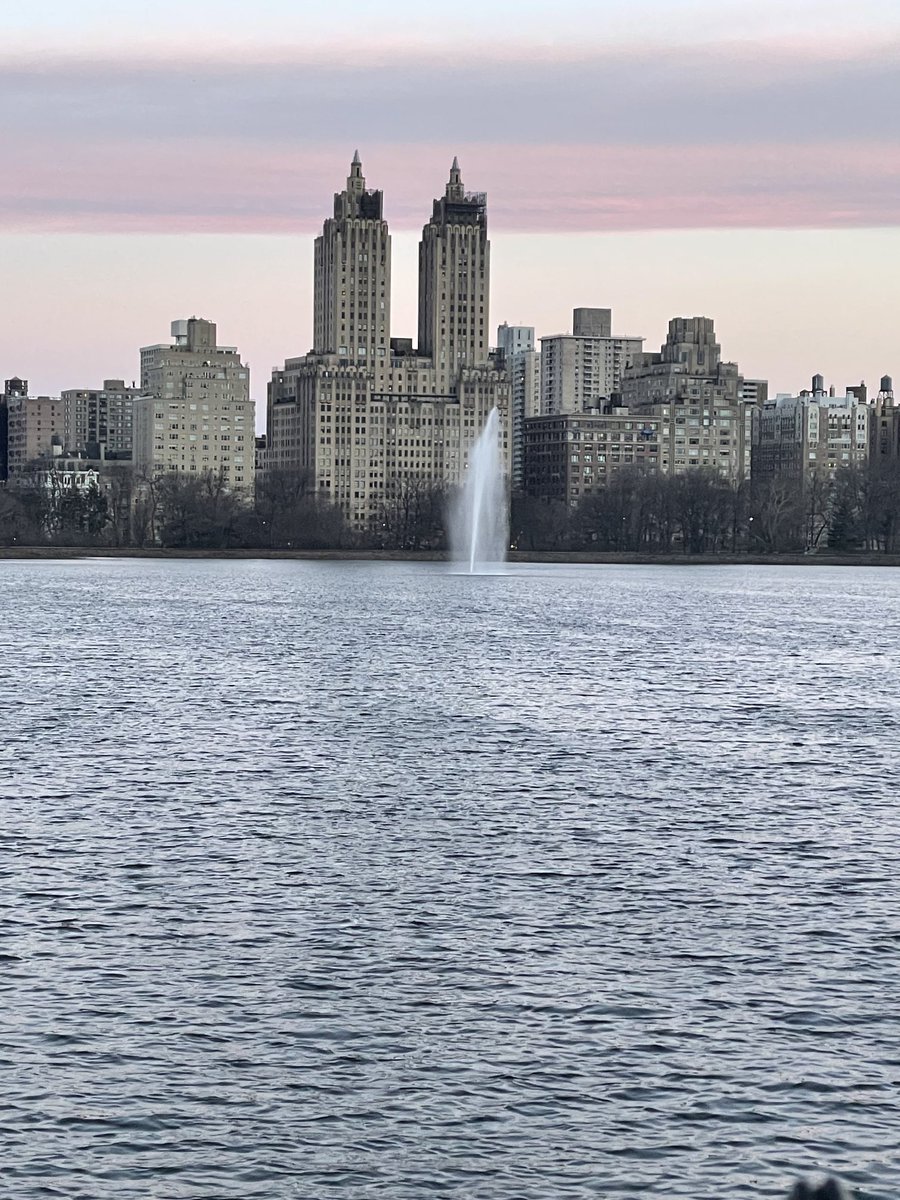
[313,151,391,364]
[540,308,644,416]
[751,375,871,487]
[524,409,663,504]
[622,317,759,481]
[418,158,490,392]
[59,380,139,458]
[6,392,66,478]
[5,376,140,480]
[497,324,540,490]
[268,155,510,529]
[133,318,254,494]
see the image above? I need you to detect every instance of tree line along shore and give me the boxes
[2,458,900,559]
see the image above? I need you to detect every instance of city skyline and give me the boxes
[3,0,899,409]
[5,218,896,418]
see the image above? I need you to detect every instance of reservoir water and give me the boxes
[3,559,900,1199]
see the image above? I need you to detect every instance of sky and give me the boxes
[2,0,899,421]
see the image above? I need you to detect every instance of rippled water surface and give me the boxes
[3,559,900,1199]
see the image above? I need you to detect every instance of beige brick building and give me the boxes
[134,318,254,494]
[6,393,66,478]
[751,375,870,487]
[268,154,510,530]
[60,380,139,457]
[622,317,758,481]
[7,380,140,481]
[540,308,644,416]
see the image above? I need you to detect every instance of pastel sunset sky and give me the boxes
[3,0,899,421]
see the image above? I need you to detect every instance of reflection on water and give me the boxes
[3,560,900,1199]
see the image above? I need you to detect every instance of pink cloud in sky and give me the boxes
[2,37,898,235]
[2,139,898,235]
[8,31,893,70]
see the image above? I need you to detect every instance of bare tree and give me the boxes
[750,476,805,553]
[827,466,865,552]
[0,488,41,546]
[252,467,348,549]
[104,464,136,547]
[670,470,733,555]
[381,476,448,551]
[155,470,246,549]
[511,491,569,551]
[866,459,900,553]
[803,473,833,552]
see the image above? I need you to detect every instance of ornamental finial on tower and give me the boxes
[447,156,464,199]
[348,150,364,192]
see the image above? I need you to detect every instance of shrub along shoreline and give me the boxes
[2,546,899,567]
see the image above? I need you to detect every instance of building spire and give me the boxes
[348,150,364,193]
[447,156,463,199]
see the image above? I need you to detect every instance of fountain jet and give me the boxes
[450,407,508,573]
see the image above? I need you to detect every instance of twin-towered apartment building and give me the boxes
[3,153,898,520]
[266,154,509,528]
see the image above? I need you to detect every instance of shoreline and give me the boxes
[2,546,900,567]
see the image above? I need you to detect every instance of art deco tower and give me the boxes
[269,154,510,529]
[313,151,391,369]
[418,158,490,392]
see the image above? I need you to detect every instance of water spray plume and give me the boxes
[449,408,508,574]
